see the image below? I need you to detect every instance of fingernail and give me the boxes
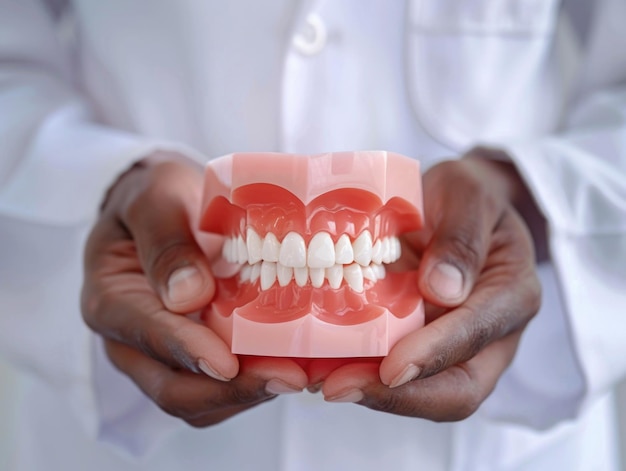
[198,358,230,382]
[168,266,204,304]
[389,364,421,389]
[325,389,364,403]
[265,379,303,395]
[307,382,324,394]
[428,263,464,301]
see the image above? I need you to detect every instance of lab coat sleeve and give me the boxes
[480,1,626,429]
[0,0,199,456]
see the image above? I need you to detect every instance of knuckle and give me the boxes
[226,384,267,405]
[445,229,483,272]
[147,239,194,282]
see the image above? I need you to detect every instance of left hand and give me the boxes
[318,149,542,421]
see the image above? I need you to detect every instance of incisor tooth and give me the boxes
[260,261,277,290]
[294,266,308,287]
[262,233,280,262]
[373,263,386,280]
[307,232,335,268]
[309,267,325,288]
[362,265,376,282]
[371,239,383,264]
[279,232,307,268]
[250,262,261,282]
[343,263,364,292]
[326,264,343,289]
[236,235,248,264]
[353,230,373,266]
[277,264,293,287]
[240,264,252,282]
[246,228,263,264]
[334,234,354,264]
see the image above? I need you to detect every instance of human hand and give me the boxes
[81,153,307,427]
[319,149,542,421]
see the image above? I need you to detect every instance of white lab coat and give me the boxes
[0,0,624,469]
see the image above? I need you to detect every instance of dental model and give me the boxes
[200,151,424,357]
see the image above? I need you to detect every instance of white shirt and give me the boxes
[0,1,625,469]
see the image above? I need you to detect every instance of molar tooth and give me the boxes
[334,234,354,264]
[277,263,293,287]
[326,264,343,289]
[250,262,261,282]
[371,239,383,264]
[373,263,386,280]
[307,231,335,268]
[390,237,402,262]
[309,267,325,288]
[246,228,263,264]
[343,263,364,292]
[236,235,248,264]
[362,265,376,282]
[279,232,307,268]
[294,266,309,287]
[353,230,373,266]
[262,233,280,262]
[260,261,277,290]
[381,237,392,264]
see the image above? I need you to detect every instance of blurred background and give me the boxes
[1,356,625,469]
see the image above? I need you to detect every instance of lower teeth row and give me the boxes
[240,261,386,293]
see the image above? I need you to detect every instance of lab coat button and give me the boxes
[292,13,327,56]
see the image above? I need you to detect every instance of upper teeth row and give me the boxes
[222,229,401,268]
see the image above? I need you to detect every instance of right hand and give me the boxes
[81,153,307,427]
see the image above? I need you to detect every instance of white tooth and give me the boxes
[362,265,376,282]
[353,230,373,266]
[307,232,335,268]
[390,237,402,262]
[277,263,293,287]
[222,238,234,262]
[240,264,252,282]
[309,267,325,288]
[334,234,354,265]
[246,228,263,264]
[294,266,309,287]
[250,262,261,282]
[326,264,343,289]
[381,237,392,264]
[260,261,277,290]
[371,239,383,264]
[373,263,386,280]
[236,235,248,264]
[262,233,280,262]
[279,232,307,268]
[229,237,238,263]
[343,263,364,292]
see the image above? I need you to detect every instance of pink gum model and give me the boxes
[200,151,424,357]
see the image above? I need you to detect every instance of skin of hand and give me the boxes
[317,147,544,421]
[81,152,308,427]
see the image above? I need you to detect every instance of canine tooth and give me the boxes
[262,233,280,262]
[222,238,234,262]
[334,234,354,264]
[362,265,376,282]
[371,239,383,264]
[260,261,277,290]
[309,267,325,288]
[307,232,335,268]
[353,230,373,266]
[240,264,252,282]
[373,263,386,280]
[389,237,401,262]
[246,228,263,264]
[277,263,293,287]
[326,264,343,289]
[250,262,261,282]
[279,232,307,268]
[236,235,248,264]
[381,237,392,264]
[343,263,364,292]
[294,266,309,287]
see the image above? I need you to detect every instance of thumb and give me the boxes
[120,160,215,313]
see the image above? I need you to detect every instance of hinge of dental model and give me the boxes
[222,229,401,292]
